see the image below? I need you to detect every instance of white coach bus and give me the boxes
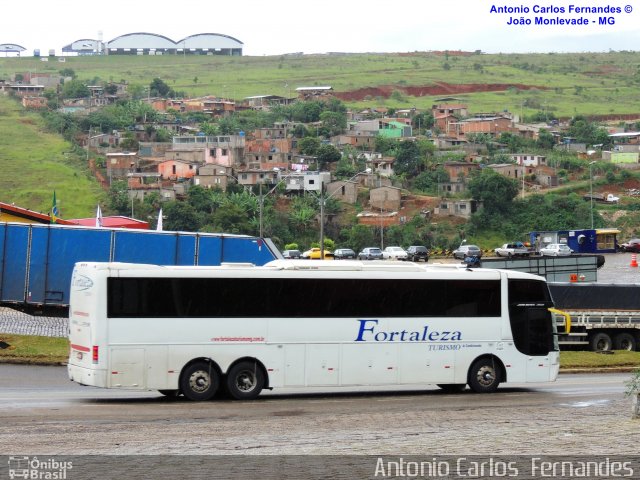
[67,260,562,401]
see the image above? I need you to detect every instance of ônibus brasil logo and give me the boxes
[354,319,462,342]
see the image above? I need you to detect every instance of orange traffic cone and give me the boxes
[631,254,638,268]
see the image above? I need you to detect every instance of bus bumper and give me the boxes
[68,363,107,387]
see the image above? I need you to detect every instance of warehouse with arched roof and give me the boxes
[62,39,102,55]
[178,33,243,55]
[0,43,26,56]
[96,32,242,56]
[106,32,177,55]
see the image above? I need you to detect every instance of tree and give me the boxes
[374,136,398,156]
[150,78,174,98]
[165,201,200,232]
[394,141,422,176]
[108,180,130,215]
[119,133,139,152]
[412,112,434,132]
[536,129,556,149]
[211,202,253,234]
[298,136,321,155]
[316,144,341,169]
[61,79,90,99]
[319,110,347,137]
[467,169,519,215]
[567,116,612,147]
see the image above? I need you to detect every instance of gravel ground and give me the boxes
[0,307,67,337]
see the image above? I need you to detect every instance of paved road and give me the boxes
[0,364,637,456]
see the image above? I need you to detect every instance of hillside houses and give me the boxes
[41,73,637,230]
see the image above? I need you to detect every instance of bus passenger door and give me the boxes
[109,348,145,388]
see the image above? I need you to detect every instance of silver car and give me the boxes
[540,244,572,256]
[358,247,383,260]
[453,244,482,260]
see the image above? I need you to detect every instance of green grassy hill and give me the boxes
[2,51,640,117]
[0,95,103,217]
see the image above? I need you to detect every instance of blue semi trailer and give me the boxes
[0,222,280,314]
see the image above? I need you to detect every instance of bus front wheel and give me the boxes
[180,361,219,401]
[226,361,265,400]
[468,358,501,393]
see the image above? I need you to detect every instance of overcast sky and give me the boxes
[2,0,638,56]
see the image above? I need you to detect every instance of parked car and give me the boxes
[282,249,301,259]
[620,239,640,253]
[301,248,334,260]
[539,243,572,256]
[452,244,482,260]
[382,246,408,260]
[406,245,429,262]
[357,247,383,260]
[333,248,356,260]
[494,242,531,258]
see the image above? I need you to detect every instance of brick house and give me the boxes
[370,186,402,212]
[326,180,358,204]
[106,152,139,179]
[510,154,547,167]
[441,162,480,181]
[435,199,480,219]
[450,116,515,139]
[158,159,198,180]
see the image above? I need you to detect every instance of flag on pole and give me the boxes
[156,208,163,232]
[95,205,103,228]
[50,191,59,224]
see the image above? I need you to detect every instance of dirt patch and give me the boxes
[335,82,545,101]
[583,64,625,76]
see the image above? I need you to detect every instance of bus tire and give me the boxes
[180,361,219,401]
[468,357,501,393]
[614,333,637,351]
[437,384,466,393]
[226,361,265,400]
[589,332,612,352]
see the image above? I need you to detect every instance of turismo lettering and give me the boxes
[355,319,462,342]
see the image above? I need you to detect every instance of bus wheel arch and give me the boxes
[225,357,267,400]
[467,355,505,393]
[179,358,222,401]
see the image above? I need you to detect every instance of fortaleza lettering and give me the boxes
[355,319,462,342]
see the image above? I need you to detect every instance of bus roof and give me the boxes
[75,260,546,282]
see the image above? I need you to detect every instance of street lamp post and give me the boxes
[589,160,596,229]
[318,168,371,259]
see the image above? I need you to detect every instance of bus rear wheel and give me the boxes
[226,361,265,400]
[468,358,501,393]
[180,361,219,401]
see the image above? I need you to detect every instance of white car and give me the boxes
[494,243,530,257]
[539,244,572,256]
[382,246,408,260]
